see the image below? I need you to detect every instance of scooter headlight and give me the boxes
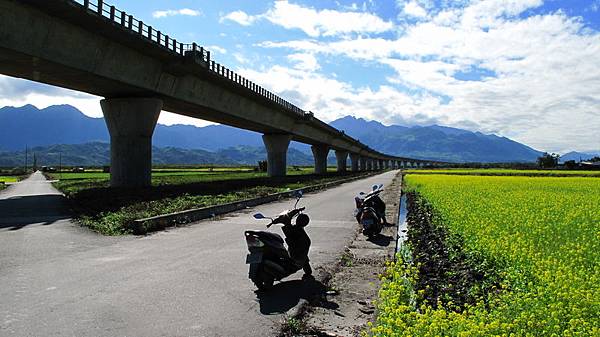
[245,235,264,248]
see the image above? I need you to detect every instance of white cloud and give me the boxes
[238,65,445,128]
[207,45,227,54]
[221,1,393,37]
[0,76,212,128]
[233,52,250,64]
[288,53,320,71]
[403,1,428,18]
[255,1,600,152]
[220,10,258,26]
[152,8,201,19]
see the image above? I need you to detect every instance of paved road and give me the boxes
[0,170,398,337]
[0,171,128,272]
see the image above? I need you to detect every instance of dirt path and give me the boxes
[283,171,403,337]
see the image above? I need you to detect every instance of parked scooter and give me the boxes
[354,184,386,237]
[244,190,312,291]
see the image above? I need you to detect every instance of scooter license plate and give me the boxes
[362,218,374,226]
[246,252,263,264]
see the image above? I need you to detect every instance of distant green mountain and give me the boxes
[0,142,314,167]
[0,104,546,163]
[560,151,600,162]
[330,116,542,163]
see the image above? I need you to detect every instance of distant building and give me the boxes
[580,161,600,170]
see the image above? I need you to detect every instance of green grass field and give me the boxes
[0,176,18,183]
[404,168,600,177]
[47,167,334,196]
[373,175,600,336]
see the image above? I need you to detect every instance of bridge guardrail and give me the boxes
[74,0,306,118]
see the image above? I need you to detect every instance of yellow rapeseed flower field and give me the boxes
[373,175,600,336]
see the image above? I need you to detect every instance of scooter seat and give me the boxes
[246,230,284,244]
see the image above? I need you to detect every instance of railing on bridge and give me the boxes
[73,0,306,118]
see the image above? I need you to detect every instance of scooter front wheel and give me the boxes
[252,274,274,291]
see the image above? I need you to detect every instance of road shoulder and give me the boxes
[280,171,402,337]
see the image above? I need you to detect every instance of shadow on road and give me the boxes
[256,277,339,315]
[367,233,393,247]
[0,194,70,230]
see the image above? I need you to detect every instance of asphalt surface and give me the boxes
[0,170,398,337]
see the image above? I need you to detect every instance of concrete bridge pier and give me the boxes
[360,157,367,171]
[262,134,292,177]
[350,153,360,171]
[366,159,373,171]
[101,98,162,188]
[311,144,330,174]
[335,150,348,172]
[379,159,385,170]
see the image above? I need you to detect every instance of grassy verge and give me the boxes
[57,170,369,235]
[372,175,600,336]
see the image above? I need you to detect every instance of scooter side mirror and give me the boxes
[253,213,266,219]
[378,184,384,190]
[372,184,378,191]
[292,190,303,198]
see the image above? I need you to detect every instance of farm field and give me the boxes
[373,174,600,336]
[0,176,18,183]
[405,168,600,177]
[0,175,19,190]
[46,167,331,195]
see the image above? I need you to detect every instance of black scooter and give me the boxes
[354,184,386,237]
[244,190,312,291]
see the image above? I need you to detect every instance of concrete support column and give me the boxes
[262,134,292,177]
[366,158,373,171]
[311,144,330,174]
[335,150,348,172]
[101,97,162,188]
[360,157,367,171]
[391,161,396,169]
[379,159,385,170]
[385,160,390,170]
[350,153,360,172]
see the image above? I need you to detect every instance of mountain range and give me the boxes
[560,151,600,162]
[0,142,315,167]
[0,104,553,164]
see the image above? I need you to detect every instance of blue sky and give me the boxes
[1,0,599,153]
